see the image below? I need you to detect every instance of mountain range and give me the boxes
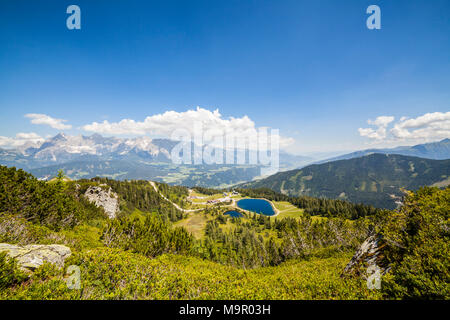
[0,133,177,167]
[240,153,450,209]
[0,133,311,187]
[318,139,450,163]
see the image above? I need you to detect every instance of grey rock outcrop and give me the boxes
[342,234,390,277]
[84,186,119,219]
[0,243,71,271]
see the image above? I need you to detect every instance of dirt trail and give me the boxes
[149,181,203,213]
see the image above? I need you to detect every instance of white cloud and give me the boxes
[368,116,395,127]
[358,116,394,140]
[25,113,72,130]
[359,112,450,143]
[82,107,295,149]
[0,132,45,148]
[391,112,450,140]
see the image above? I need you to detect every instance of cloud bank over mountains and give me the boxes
[0,132,45,148]
[82,107,295,149]
[83,107,250,136]
[359,111,450,144]
[0,107,294,150]
[0,108,448,151]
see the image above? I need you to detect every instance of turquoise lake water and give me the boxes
[236,199,276,216]
[224,210,244,218]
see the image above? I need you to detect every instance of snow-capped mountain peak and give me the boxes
[19,133,173,163]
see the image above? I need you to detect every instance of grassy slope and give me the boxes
[175,212,212,239]
[2,206,370,300]
[2,248,381,300]
[274,201,305,219]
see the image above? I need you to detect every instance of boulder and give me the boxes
[0,243,72,271]
[84,186,119,219]
[342,234,390,277]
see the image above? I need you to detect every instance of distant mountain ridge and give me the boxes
[240,153,450,209]
[0,133,311,187]
[318,139,450,164]
[0,133,312,169]
[3,134,448,192]
[5,133,177,167]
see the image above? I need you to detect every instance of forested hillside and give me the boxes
[236,187,381,219]
[0,166,448,300]
[240,154,450,209]
[0,166,106,230]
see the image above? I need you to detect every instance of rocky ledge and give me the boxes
[84,185,119,219]
[0,243,72,271]
[342,234,390,277]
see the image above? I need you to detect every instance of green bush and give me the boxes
[381,187,450,299]
[0,248,380,300]
[0,252,27,290]
[101,216,193,257]
[0,166,106,230]
[0,214,51,245]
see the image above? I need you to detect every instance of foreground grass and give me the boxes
[1,248,382,300]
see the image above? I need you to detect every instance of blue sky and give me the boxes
[0,0,449,154]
